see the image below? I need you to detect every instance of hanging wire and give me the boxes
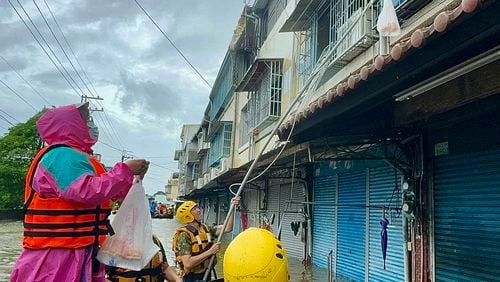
[42,0,127,149]
[0,55,52,106]
[0,112,16,126]
[7,0,80,99]
[15,0,88,97]
[0,108,22,124]
[133,0,213,89]
[32,0,94,98]
[0,78,38,112]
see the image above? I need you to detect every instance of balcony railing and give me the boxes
[330,0,379,65]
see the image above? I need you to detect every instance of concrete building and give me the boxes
[175,0,500,281]
[165,172,180,201]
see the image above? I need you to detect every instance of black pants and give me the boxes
[182,272,204,282]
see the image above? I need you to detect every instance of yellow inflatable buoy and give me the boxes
[223,227,289,281]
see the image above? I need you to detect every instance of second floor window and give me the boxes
[239,104,250,147]
[297,28,314,90]
[209,122,232,166]
[248,60,282,131]
[191,163,199,181]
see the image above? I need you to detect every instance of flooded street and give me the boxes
[0,218,326,281]
[0,220,22,282]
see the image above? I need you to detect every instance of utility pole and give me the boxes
[81,95,104,112]
[121,150,133,162]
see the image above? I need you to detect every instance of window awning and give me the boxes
[235,58,283,92]
[280,0,323,32]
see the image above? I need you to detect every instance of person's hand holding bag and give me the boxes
[125,159,150,179]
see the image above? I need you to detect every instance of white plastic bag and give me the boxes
[376,0,401,36]
[97,178,159,271]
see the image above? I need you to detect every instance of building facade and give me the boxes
[174,0,500,281]
[165,172,180,201]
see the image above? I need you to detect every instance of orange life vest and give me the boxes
[23,144,112,249]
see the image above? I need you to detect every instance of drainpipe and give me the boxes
[402,179,415,282]
[380,36,389,56]
[403,216,412,282]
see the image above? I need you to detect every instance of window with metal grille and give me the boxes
[297,28,314,90]
[239,104,250,147]
[191,163,199,181]
[247,61,283,132]
[210,56,234,122]
[209,122,232,166]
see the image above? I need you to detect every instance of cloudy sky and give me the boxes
[0,0,246,194]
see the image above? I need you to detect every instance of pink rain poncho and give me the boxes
[10,105,134,282]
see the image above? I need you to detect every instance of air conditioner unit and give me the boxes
[204,173,210,184]
[197,177,204,189]
[334,8,375,63]
[193,180,198,188]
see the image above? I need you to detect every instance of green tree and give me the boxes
[0,112,44,209]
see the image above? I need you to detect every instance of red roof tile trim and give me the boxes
[277,0,483,138]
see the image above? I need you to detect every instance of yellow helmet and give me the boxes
[176,201,197,224]
[224,227,289,281]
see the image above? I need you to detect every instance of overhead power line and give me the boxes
[0,78,38,112]
[7,0,80,99]
[0,112,16,126]
[42,0,126,149]
[0,108,22,124]
[0,55,52,106]
[149,162,176,172]
[100,140,124,153]
[14,0,87,98]
[33,0,94,98]
[133,0,213,89]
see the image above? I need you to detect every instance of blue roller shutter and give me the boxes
[267,181,306,259]
[280,183,306,259]
[312,175,337,268]
[368,166,405,282]
[337,170,366,281]
[434,148,500,281]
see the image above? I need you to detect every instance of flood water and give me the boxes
[0,219,327,281]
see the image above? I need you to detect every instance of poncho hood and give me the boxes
[36,105,95,153]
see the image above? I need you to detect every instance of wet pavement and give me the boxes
[0,219,327,281]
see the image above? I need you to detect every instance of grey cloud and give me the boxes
[1,0,246,193]
[117,70,181,118]
[29,68,86,94]
[0,55,28,73]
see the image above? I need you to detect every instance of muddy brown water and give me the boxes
[0,219,327,281]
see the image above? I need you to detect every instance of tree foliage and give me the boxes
[0,111,45,209]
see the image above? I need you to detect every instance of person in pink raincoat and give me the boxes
[10,102,149,282]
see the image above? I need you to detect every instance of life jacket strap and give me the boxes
[24,219,109,229]
[24,228,109,237]
[25,208,111,215]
